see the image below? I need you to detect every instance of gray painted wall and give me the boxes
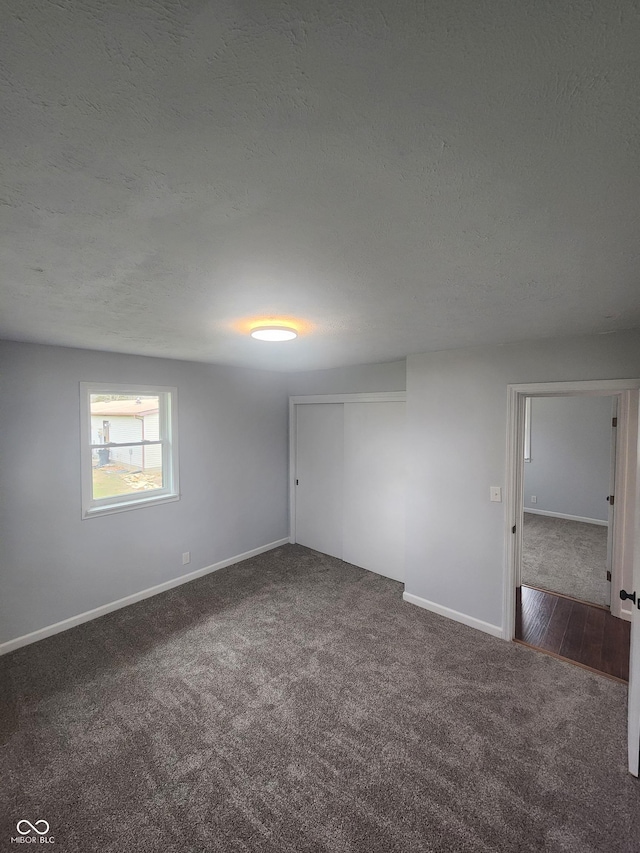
[523,395,613,522]
[405,330,640,631]
[287,360,406,396]
[3,330,639,646]
[0,341,290,644]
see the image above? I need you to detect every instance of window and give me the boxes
[524,396,532,462]
[80,383,179,518]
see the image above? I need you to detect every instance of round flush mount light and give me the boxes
[250,326,298,342]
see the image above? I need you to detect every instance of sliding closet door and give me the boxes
[342,402,406,582]
[295,403,344,559]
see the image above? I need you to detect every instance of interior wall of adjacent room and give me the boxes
[404,330,640,634]
[287,359,406,396]
[0,340,290,645]
[523,395,613,522]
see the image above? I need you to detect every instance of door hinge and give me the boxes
[296,479,299,485]
[512,524,516,534]
[612,417,617,428]
[609,494,614,506]
[606,570,612,582]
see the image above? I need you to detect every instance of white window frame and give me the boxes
[80,382,179,519]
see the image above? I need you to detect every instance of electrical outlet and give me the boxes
[490,486,502,502]
[530,495,537,504]
[182,552,191,566]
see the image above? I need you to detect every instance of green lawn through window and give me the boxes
[92,466,163,500]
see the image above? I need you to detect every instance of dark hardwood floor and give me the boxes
[515,584,631,682]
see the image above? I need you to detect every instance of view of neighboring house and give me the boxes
[90,396,161,473]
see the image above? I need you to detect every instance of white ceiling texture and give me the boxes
[1,0,639,371]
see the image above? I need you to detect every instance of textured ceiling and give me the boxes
[1,0,639,371]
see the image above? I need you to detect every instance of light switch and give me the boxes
[490,486,502,502]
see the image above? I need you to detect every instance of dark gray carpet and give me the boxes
[1,545,638,852]
[522,513,609,607]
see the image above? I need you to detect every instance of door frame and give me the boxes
[503,378,640,639]
[289,392,406,543]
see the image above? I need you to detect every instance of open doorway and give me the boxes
[504,381,639,687]
[516,393,630,680]
[521,394,615,610]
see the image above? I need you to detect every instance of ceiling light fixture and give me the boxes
[250,326,298,342]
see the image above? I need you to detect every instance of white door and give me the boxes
[606,399,617,610]
[342,402,406,582]
[630,601,640,775]
[628,395,640,776]
[295,403,344,559]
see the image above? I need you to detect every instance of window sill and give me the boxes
[82,492,180,519]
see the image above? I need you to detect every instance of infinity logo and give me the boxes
[16,820,50,836]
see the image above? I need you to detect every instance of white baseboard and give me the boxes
[402,592,503,639]
[0,538,290,656]
[523,508,608,526]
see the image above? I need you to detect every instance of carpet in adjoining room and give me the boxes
[522,513,609,607]
[1,544,638,852]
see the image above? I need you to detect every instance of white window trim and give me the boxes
[80,382,179,519]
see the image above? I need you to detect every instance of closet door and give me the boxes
[295,403,344,559]
[342,402,406,582]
